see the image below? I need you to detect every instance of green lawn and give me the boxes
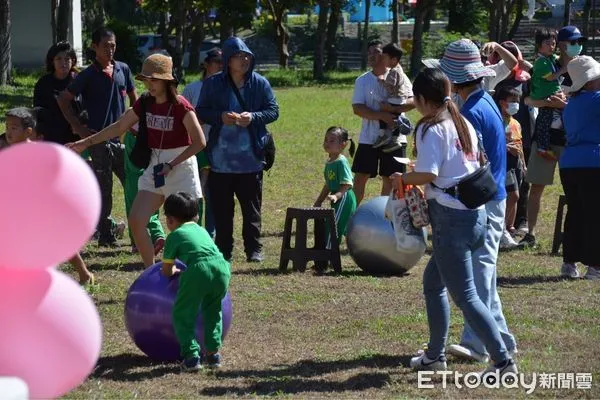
[1,75,599,399]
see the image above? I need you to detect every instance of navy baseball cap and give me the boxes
[557,25,587,42]
[202,48,222,64]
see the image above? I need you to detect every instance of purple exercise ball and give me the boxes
[124,260,233,362]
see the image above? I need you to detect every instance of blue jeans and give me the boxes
[460,199,517,355]
[424,200,509,364]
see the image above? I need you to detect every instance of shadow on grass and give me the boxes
[201,354,412,396]
[232,267,287,276]
[88,262,146,273]
[498,274,569,287]
[92,353,178,381]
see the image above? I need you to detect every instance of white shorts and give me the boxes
[138,146,202,199]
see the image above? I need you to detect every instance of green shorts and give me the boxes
[526,142,564,186]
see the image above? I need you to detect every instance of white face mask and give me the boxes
[507,102,520,116]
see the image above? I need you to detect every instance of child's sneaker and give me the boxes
[382,135,404,153]
[410,353,447,371]
[537,149,557,161]
[372,134,391,149]
[584,266,600,280]
[560,263,580,279]
[180,357,202,372]
[204,353,222,368]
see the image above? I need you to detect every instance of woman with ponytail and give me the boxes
[392,68,518,377]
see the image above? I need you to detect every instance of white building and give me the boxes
[10,0,82,69]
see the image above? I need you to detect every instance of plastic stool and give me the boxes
[279,207,341,272]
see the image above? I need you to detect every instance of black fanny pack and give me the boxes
[432,138,498,209]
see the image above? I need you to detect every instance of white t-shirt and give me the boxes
[182,80,211,139]
[352,71,390,145]
[413,114,483,210]
[483,60,511,93]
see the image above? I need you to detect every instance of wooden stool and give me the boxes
[279,207,342,273]
[551,195,567,255]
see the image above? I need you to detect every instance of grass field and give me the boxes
[1,74,599,399]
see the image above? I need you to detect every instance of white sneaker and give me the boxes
[481,359,518,385]
[499,230,519,250]
[560,263,580,279]
[447,344,489,363]
[410,353,448,371]
[584,266,600,280]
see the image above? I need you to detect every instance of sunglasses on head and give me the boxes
[570,39,585,45]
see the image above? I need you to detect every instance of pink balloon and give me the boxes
[0,143,101,269]
[0,268,102,399]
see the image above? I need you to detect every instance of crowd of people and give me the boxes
[1,22,599,374]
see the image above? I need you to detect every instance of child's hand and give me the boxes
[158,162,173,176]
[327,194,338,203]
[172,267,181,275]
[66,139,88,154]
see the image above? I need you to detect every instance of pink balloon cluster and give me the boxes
[0,143,103,399]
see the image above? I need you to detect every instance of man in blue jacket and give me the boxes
[197,36,279,262]
[439,39,518,367]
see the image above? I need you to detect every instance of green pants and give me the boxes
[172,256,231,359]
[124,132,165,245]
[327,189,357,248]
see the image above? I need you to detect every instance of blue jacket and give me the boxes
[461,89,507,201]
[196,37,279,171]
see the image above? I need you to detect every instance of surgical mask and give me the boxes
[507,102,520,116]
[566,44,583,57]
[452,92,464,109]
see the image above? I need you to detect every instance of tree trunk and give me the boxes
[508,0,524,40]
[0,0,11,86]
[188,12,205,72]
[313,0,329,80]
[56,0,73,42]
[266,1,290,69]
[410,0,435,78]
[51,0,58,43]
[325,0,341,70]
[391,0,399,44]
[423,6,434,33]
[173,1,186,82]
[582,0,592,54]
[219,8,234,42]
[564,0,573,26]
[488,2,498,42]
[361,0,371,70]
[499,1,510,41]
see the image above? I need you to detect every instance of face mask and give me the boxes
[452,92,464,109]
[507,102,520,116]
[566,44,583,57]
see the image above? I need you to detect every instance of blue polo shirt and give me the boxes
[560,91,600,169]
[67,60,134,132]
[461,89,507,201]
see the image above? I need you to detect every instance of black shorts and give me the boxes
[351,143,407,178]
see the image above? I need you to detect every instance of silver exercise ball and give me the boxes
[347,196,423,275]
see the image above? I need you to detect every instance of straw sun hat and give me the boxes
[135,53,176,82]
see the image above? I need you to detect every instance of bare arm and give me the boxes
[165,111,206,168]
[57,90,90,138]
[67,109,139,152]
[314,184,330,207]
[524,95,567,109]
[391,171,437,189]
[380,97,416,114]
[127,89,138,107]
[352,104,396,126]
[327,183,353,203]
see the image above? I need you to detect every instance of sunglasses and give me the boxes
[570,39,585,45]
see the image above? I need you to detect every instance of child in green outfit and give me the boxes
[314,127,358,247]
[161,192,231,372]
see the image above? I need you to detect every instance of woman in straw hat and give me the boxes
[68,54,206,267]
[558,55,600,280]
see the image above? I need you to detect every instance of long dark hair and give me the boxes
[325,126,356,157]
[412,68,473,156]
[45,41,78,73]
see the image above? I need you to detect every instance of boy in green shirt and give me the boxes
[161,192,231,372]
[531,28,568,161]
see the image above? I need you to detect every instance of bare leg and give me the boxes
[130,190,165,267]
[505,191,519,230]
[69,252,94,284]
[527,184,545,236]
[354,173,370,205]
[381,176,393,196]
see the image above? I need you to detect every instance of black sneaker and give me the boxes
[246,251,264,263]
[518,233,536,248]
[180,356,202,372]
[204,353,222,368]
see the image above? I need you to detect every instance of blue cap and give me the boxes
[557,25,587,42]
